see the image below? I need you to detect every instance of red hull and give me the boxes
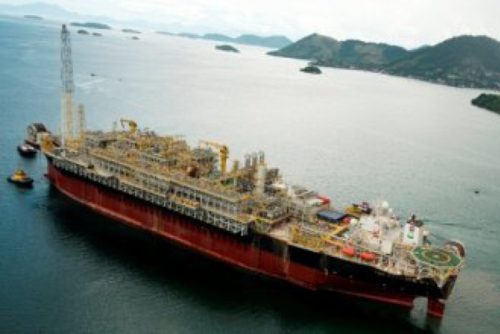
[47,162,445,317]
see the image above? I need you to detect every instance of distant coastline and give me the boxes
[5,10,500,92]
[157,31,292,49]
[268,33,500,91]
[23,14,42,20]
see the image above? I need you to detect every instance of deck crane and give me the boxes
[199,140,229,175]
[120,119,138,134]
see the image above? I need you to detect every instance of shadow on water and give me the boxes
[45,187,441,333]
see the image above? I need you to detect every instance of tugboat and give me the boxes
[7,170,34,188]
[17,144,37,158]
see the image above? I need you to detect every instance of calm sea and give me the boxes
[1,16,500,334]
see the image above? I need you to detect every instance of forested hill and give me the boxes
[269,34,500,90]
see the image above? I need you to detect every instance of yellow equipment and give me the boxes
[120,119,138,134]
[40,134,55,153]
[199,140,229,174]
[11,170,28,181]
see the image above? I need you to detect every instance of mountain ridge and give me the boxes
[383,35,500,89]
[268,33,409,70]
[0,2,292,49]
[160,32,292,49]
[269,33,500,90]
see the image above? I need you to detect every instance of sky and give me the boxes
[2,0,500,48]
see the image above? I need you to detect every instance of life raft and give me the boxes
[360,251,376,262]
[342,246,356,257]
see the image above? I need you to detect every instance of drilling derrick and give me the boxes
[60,24,74,146]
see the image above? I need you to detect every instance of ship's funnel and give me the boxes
[232,160,239,173]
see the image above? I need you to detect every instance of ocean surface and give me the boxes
[1,16,500,334]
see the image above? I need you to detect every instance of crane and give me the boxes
[199,140,229,174]
[60,24,74,146]
[120,119,138,134]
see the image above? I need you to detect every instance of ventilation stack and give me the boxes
[77,104,86,139]
[255,161,267,196]
[232,160,240,173]
[244,154,251,168]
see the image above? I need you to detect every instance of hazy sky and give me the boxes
[3,0,500,48]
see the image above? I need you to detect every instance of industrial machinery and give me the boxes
[120,119,138,134]
[199,140,229,174]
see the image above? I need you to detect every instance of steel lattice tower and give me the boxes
[60,24,74,145]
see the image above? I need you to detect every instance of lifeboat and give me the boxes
[342,246,356,257]
[17,144,37,158]
[7,169,34,188]
[360,251,376,262]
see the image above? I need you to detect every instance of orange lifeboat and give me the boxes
[342,246,356,257]
[360,252,376,262]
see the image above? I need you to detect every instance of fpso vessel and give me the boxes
[37,25,465,318]
[37,122,465,318]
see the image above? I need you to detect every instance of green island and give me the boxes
[471,94,500,114]
[70,22,111,30]
[300,65,321,74]
[122,28,141,34]
[215,44,239,53]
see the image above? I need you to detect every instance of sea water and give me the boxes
[1,16,500,333]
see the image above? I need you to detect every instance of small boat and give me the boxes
[7,170,34,188]
[17,144,37,158]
